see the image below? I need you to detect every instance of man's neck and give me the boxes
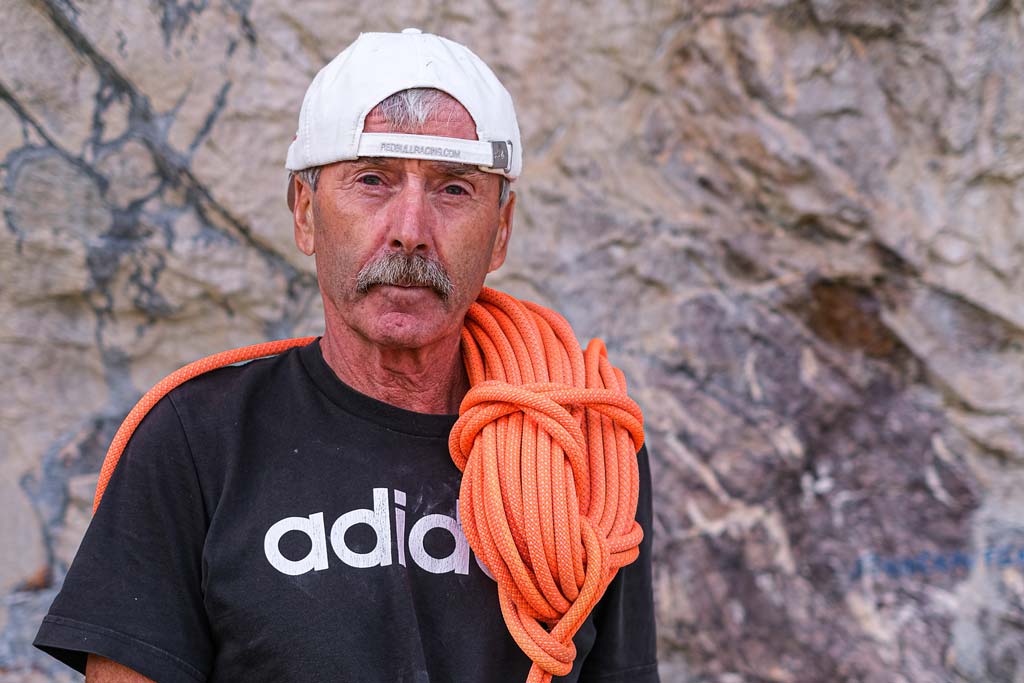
[318,328,469,415]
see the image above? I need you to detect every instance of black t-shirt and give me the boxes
[34,340,659,682]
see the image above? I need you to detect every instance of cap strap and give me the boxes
[357,133,511,172]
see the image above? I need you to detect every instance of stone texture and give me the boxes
[0,2,98,155]
[1,1,1022,681]
[0,476,46,615]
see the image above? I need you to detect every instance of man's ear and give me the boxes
[292,176,316,256]
[488,190,515,272]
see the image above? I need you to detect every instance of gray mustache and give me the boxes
[355,252,454,301]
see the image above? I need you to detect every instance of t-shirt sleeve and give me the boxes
[33,393,213,683]
[577,444,660,682]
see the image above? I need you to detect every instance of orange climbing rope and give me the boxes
[451,288,644,682]
[93,287,644,683]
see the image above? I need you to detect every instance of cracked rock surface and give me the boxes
[2,1,1022,681]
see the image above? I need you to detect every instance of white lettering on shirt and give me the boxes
[263,488,495,580]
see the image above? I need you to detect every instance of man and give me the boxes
[34,29,658,682]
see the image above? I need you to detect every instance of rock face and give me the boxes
[1,1,1022,681]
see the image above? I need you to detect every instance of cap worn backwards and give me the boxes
[285,29,522,182]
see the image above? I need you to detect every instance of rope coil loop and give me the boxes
[93,287,644,683]
[449,288,644,683]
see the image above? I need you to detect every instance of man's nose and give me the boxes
[387,181,432,254]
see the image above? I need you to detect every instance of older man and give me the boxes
[34,30,658,682]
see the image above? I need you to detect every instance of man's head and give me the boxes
[286,30,520,352]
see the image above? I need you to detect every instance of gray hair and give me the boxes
[290,88,511,206]
[375,88,456,130]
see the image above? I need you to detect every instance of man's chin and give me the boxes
[362,309,449,349]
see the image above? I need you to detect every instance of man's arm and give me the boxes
[86,655,156,682]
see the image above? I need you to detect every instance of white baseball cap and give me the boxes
[285,28,522,183]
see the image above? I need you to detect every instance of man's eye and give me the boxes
[444,185,467,196]
[359,175,383,186]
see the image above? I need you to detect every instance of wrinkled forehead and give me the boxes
[348,156,493,179]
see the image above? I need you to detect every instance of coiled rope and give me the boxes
[93,286,644,682]
[452,288,644,682]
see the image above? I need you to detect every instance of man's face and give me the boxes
[291,96,515,351]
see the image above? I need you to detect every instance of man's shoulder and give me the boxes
[165,340,314,407]
[118,341,318,480]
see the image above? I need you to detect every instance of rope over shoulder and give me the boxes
[93,287,644,683]
[451,288,644,682]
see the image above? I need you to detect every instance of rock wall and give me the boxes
[1,1,1022,681]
